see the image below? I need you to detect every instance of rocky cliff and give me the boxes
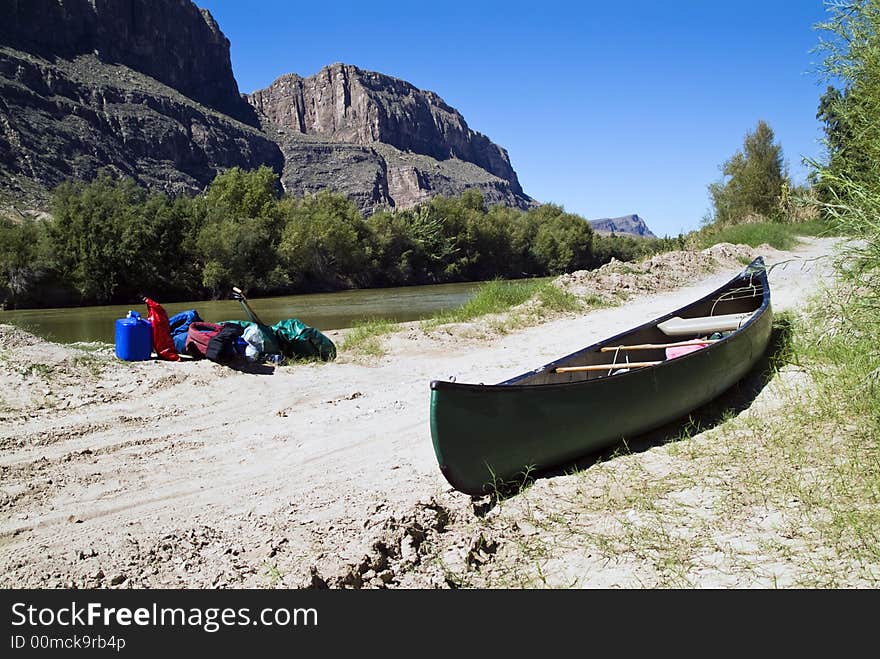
[0,0,282,206]
[0,1,532,213]
[590,214,658,238]
[1,0,253,122]
[247,64,534,212]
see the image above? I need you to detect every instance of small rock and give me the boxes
[109,574,126,586]
[307,567,328,589]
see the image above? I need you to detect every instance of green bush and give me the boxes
[6,167,689,308]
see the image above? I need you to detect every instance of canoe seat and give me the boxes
[658,312,753,337]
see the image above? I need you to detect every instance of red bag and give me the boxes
[144,297,180,361]
[185,321,224,359]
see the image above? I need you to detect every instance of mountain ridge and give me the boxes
[589,214,658,238]
[0,1,534,213]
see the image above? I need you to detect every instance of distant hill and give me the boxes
[589,214,657,238]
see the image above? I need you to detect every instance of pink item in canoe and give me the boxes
[665,343,709,359]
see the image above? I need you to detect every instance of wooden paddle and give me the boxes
[231,287,286,365]
[232,286,266,326]
[556,361,662,373]
[599,338,718,352]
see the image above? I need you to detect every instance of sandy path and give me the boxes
[0,238,840,588]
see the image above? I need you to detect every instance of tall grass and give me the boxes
[342,279,584,352]
[433,279,544,324]
[745,292,880,584]
[423,278,580,328]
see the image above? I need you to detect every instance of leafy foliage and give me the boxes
[0,167,680,308]
[195,166,286,297]
[815,2,880,202]
[707,120,788,226]
[0,214,52,307]
[279,191,373,290]
[814,1,880,276]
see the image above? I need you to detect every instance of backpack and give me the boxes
[205,323,246,363]
[185,321,224,358]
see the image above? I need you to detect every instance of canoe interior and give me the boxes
[499,259,768,386]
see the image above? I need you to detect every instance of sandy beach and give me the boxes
[0,237,842,588]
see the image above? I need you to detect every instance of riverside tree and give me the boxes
[814,0,880,272]
[815,2,880,204]
[48,174,197,304]
[4,167,678,308]
[707,120,788,225]
[195,166,287,297]
[0,214,50,307]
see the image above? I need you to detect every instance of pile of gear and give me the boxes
[141,294,336,366]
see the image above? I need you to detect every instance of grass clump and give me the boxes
[422,278,586,334]
[425,279,546,327]
[534,282,582,313]
[693,222,794,250]
[340,318,397,356]
[19,362,53,378]
[70,354,105,378]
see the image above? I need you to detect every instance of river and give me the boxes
[0,281,486,344]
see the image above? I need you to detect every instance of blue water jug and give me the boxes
[115,311,152,361]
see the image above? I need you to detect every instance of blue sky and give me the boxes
[199,0,832,237]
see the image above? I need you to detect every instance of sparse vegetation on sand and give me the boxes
[692,220,837,251]
[430,296,879,588]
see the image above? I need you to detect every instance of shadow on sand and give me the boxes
[175,354,276,375]
[473,316,794,512]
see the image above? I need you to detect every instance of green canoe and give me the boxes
[429,257,773,495]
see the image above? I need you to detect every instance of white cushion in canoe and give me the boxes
[658,312,753,336]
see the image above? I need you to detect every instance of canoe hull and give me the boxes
[430,260,773,496]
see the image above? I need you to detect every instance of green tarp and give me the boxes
[222,318,336,362]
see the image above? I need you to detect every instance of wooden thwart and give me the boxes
[599,338,718,352]
[556,361,662,373]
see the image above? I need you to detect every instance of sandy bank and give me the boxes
[0,238,842,588]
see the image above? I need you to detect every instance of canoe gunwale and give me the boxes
[430,256,771,394]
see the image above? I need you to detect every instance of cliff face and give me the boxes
[247,65,534,212]
[0,50,283,205]
[0,1,533,214]
[0,0,253,123]
[0,0,282,205]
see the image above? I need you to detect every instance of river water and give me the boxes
[0,281,485,344]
